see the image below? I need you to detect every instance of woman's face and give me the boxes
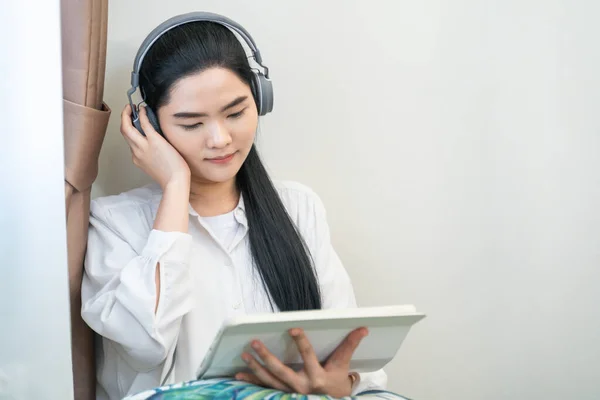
[157,67,258,184]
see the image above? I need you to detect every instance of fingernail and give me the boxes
[251,341,260,350]
[289,328,300,337]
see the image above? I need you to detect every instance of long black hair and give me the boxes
[139,21,322,311]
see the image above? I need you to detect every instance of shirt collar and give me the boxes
[234,195,247,226]
[187,194,247,226]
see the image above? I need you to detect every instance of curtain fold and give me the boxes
[61,0,110,398]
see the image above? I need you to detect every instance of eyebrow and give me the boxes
[172,95,248,119]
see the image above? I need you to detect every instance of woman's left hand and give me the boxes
[235,327,368,398]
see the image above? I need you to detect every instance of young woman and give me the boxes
[81,15,387,400]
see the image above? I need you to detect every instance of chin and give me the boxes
[196,165,242,184]
[190,153,249,184]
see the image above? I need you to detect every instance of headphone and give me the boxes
[126,11,274,136]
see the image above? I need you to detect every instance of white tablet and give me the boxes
[196,305,425,379]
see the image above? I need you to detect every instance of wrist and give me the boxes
[163,175,190,192]
[154,176,191,233]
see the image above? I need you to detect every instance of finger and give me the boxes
[235,372,263,386]
[241,353,292,392]
[120,104,146,149]
[120,103,133,124]
[139,106,162,140]
[121,128,145,154]
[289,328,322,381]
[325,327,369,369]
[120,127,138,150]
[250,340,299,388]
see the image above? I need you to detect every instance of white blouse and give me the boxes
[81,180,387,400]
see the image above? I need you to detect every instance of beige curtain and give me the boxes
[61,0,111,398]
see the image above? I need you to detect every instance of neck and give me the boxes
[188,177,239,217]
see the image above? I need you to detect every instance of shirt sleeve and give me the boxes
[301,189,389,395]
[81,200,194,372]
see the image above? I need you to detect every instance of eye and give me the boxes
[228,108,247,119]
[181,122,203,131]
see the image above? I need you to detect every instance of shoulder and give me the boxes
[89,183,162,237]
[273,179,325,207]
[91,183,161,216]
[272,180,329,230]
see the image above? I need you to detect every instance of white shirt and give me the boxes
[81,180,387,400]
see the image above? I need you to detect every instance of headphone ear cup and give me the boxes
[256,73,273,116]
[145,107,163,135]
[132,115,145,136]
[249,76,261,113]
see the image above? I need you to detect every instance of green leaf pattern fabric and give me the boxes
[124,378,411,400]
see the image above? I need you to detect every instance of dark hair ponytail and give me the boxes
[238,146,321,311]
[139,21,321,311]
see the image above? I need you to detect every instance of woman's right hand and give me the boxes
[121,104,191,189]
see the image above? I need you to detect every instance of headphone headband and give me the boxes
[130,11,267,88]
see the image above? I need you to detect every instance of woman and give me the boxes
[81,15,387,400]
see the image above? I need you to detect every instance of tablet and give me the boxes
[196,305,425,379]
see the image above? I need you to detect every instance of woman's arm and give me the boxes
[152,178,191,312]
[81,193,193,372]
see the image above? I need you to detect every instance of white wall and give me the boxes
[97,1,600,399]
[0,1,74,399]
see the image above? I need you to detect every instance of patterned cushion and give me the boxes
[124,378,411,400]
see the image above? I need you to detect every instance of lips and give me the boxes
[205,152,236,163]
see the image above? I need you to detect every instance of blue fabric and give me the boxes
[124,378,411,400]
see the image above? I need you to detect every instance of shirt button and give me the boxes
[235,209,244,218]
[233,302,241,310]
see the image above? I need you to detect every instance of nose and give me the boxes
[206,121,232,149]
